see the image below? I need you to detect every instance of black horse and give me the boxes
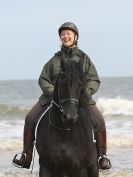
[36,58,99,177]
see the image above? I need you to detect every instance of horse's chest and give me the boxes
[46,130,87,156]
[45,140,87,166]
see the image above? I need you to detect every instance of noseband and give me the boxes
[52,98,79,112]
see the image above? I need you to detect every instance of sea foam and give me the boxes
[97,97,133,116]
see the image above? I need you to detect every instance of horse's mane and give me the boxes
[60,59,89,109]
[62,60,84,84]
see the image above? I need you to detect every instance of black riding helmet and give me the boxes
[58,22,79,39]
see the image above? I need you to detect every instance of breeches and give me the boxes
[25,101,45,130]
[89,105,106,131]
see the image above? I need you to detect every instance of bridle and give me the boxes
[49,91,79,131]
[52,98,79,113]
[49,99,79,131]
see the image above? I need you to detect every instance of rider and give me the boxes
[13,22,111,170]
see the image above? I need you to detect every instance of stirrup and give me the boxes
[12,153,26,168]
[98,155,111,170]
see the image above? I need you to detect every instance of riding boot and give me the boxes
[12,126,33,169]
[97,128,111,170]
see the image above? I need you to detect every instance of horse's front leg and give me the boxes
[39,165,62,177]
[87,164,99,177]
[72,167,88,177]
[39,165,49,177]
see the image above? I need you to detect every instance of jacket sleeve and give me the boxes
[84,54,100,96]
[38,59,54,96]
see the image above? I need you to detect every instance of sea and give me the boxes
[0,77,133,177]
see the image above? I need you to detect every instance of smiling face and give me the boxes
[60,29,77,47]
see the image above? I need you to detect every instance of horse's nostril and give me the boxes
[72,115,78,123]
[73,117,78,123]
[62,114,67,123]
[62,113,78,124]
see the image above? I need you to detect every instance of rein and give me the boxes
[33,103,53,145]
[34,99,75,144]
[31,103,52,173]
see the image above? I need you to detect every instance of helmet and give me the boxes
[58,22,79,38]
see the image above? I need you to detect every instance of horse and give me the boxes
[36,57,99,177]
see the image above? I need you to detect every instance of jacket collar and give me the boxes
[61,46,78,58]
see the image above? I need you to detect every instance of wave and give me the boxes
[0,134,133,152]
[1,97,133,118]
[108,135,133,148]
[0,104,31,118]
[0,138,22,151]
[97,97,133,116]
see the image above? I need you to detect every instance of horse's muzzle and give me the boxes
[62,112,78,124]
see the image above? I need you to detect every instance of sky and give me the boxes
[0,0,133,80]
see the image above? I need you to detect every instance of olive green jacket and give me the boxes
[38,46,100,105]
